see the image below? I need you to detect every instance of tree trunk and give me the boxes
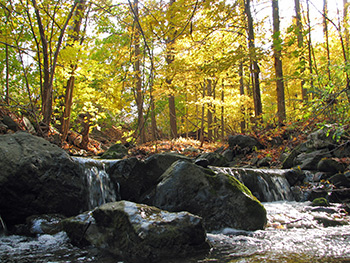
[221,81,225,139]
[306,0,314,99]
[239,58,246,133]
[323,0,331,82]
[166,0,177,138]
[61,0,87,142]
[200,83,205,147]
[294,0,307,102]
[272,0,286,124]
[32,0,78,128]
[5,43,9,105]
[207,79,212,141]
[133,0,146,144]
[244,0,262,119]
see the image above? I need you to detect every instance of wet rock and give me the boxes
[108,153,191,203]
[313,215,348,227]
[294,149,332,170]
[333,141,350,158]
[329,173,350,188]
[100,143,128,159]
[63,201,209,263]
[0,132,89,226]
[284,169,305,186]
[153,161,267,231]
[195,152,228,167]
[257,157,272,168]
[311,197,329,207]
[281,143,308,169]
[228,134,262,152]
[107,157,146,202]
[1,116,19,132]
[26,214,66,235]
[194,158,209,168]
[317,158,347,174]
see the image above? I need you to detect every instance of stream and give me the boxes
[1,201,349,262]
[1,158,350,262]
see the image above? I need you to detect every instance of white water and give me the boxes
[72,157,120,209]
[1,201,349,262]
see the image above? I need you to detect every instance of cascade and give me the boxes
[72,157,120,209]
[212,167,294,202]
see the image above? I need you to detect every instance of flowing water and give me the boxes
[1,160,350,262]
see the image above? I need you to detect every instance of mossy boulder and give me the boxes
[101,143,128,159]
[63,201,209,263]
[312,197,329,207]
[153,161,267,231]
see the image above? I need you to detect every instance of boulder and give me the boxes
[228,134,262,152]
[100,143,128,159]
[108,153,191,203]
[306,128,336,150]
[63,201,209,263]
[153,161,267,231]
[317,158,347,174]
[294,149,332,170]
[0,132,89,226]
[195,152,228,167]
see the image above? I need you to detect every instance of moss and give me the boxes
[312,197,329,207]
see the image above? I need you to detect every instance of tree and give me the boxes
[131,0,146,143]
[323,0,331,82]
[166,0,178,138]
[61,0,87,142]
[244,0,262,119]
[31,0,78,128]
[294,0,307,102]
[272,0,286,124]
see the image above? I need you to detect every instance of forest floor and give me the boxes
[0,106,312,167]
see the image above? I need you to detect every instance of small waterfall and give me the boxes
[212,167,294,202]
[72,157,120,209]
[0,214,7,236]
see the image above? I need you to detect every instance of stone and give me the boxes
[108,153,191,203]
[0,132,89,226]
[100,143,128,159]
[294,149,332,170]
[228,134,262,152]
[306,128,336,150]
[153,161,267,231]
[195,152,228,167]
[329,173,350,188]
[63,201,209,263]
[311,197,329,207]
[317,158,347,174]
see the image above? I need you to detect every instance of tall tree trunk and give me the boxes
[166,0,177,138]
[244,0,262,119]
[133,0,146,143]
[294,0,307,102]
[239,58,246,133]
[323,0,331,82]
[61,0,87,142]
[207,79,212,141]
[200,82,205,147]
[344,0,350,102]
[5,43,9,105]
[272,0,286,124]
[306,0,314,99]
[221,82,225,139]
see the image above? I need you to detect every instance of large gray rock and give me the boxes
[63,201,209,263]
[108,153,191,203]
[228,134,262,151]
[0,132,88,225]
[153,161,267,231]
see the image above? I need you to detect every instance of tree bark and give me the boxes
[294,0,307,102]
[244,0,262,119]
[239,58,245,133]
[207,79,213,141]
[61,0,87,142]
[306,0,314,99]
[272,0,286,124]
[166,0,178,138]
[323,0,331,82]
[133,0,146,143]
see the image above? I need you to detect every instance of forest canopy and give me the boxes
[1,0,349,146]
